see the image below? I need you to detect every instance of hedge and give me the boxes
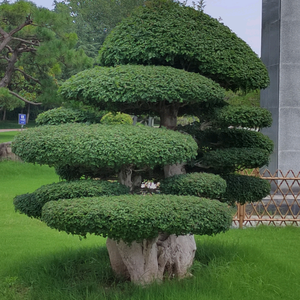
[42,195,232,243]
[98,0,269,91]
[35,107,100,125]
[222,174,271,205]
[12,123,198,170]
[160,172,226,199]
[14,180,130,219]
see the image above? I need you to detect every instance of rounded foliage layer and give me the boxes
[42,195,232,243]
[215,106,272,128]
[222,174,270,205]
[35,107,100,125]
[59,65,225,112]
[160,172,226,199]
[98,0,269,91]
[14,180,129,219]
[187,128,274,155]
[201,148,270,173]
[100,112,133,125]
[12,123,198,170]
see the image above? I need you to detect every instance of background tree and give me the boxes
[12,0,272,285]
[55,0,146,59]
[0,87,24,120]
[0,0,92,108]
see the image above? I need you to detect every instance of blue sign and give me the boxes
[18,114,27,125]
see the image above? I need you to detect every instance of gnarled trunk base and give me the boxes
[106,234,196,285]
[164,162,186,178]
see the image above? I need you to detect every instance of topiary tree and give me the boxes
[12,123,233,284]
[12,0,273,285]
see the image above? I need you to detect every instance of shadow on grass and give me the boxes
[1,236,262,300]
[2,231,293,300]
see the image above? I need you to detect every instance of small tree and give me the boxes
[12,0,272,285]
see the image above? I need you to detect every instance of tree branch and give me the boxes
[8,18,33,37]
[12,37,39,46]
[14,68,41,84]
[0,18,33,52]
[8,90,42,105]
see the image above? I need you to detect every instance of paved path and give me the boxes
[0,129,23,132]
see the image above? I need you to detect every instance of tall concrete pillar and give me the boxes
[261,0,300,173]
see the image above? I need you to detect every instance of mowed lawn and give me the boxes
[0,160,300,300]
[0,131,20,143]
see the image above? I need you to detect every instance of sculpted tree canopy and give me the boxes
[12,123,198,182]
[59,64,225,129]
[0,1,92,106]
[98,0,269,91]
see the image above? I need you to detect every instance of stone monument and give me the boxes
[261,0,300,174]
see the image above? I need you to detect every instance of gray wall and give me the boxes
[261,0,300,173]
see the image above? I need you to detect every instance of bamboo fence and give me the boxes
[232,169,300,228]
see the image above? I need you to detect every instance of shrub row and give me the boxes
[160,172,226,199]
[14,180,129,219]
[42,195,232,244]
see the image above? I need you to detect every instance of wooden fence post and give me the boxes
[238,203,245,229]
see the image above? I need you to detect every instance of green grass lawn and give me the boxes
[0,131,20,143]
[1,160,299,300]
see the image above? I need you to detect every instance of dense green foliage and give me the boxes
[12,123,198,170]
[35,107,100,125]
[100,112,133,125]
[222,174,271,205]
[42,194,232,243]
[98,0,269,92]
[13,179,129,219]
[160,172,226,199]
[59,65,225,114]
[201,148,270,173]
[180,127,274,155]
[215,106,272,129]
[225,89,260,107]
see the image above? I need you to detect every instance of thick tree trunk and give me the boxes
[159,102,187,176]
[164,162,186,178]
[159,103,178,130]
[118,165,141,190]
[26,104,30,123]
[106,234,196,285]
[0,51,18,88]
